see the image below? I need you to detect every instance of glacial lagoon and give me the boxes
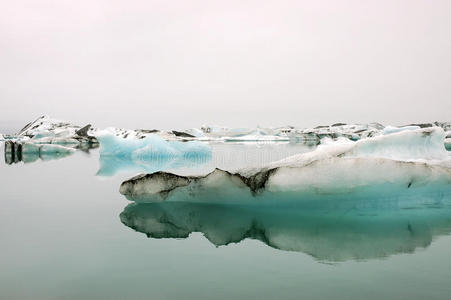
[1,119,451,300]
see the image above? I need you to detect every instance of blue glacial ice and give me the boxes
[96,131,212,176]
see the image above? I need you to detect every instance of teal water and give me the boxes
[1,145,451,300]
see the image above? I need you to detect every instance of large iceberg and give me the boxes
[118,126,451,261]
[119,127,451,203]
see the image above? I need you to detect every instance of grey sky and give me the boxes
[1,0,450,132]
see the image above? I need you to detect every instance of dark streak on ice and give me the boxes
[172,130,195,138]
[120,167,279,198]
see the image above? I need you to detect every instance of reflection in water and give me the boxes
[120,195,451,262]
[4,140,98,164]
[97,154,212,176]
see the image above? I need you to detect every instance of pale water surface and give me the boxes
[1,143,451,300]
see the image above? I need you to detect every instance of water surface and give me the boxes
[1,143,451,300]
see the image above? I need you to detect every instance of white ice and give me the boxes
[120,127,451,203]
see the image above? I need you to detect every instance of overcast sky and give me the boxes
[1,0,450,132]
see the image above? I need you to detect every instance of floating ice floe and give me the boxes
[17,116,97,144]
[119,127,451,203]
[2,116,98,164]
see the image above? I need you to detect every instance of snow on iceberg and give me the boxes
[96,131,211,176]
[3,116,98,164]
[17,116,97,145]
[274,126,448,166]
[382,125,420,135]
[119,127,451,203]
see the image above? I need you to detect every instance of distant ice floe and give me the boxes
[5,116,451,144]
[2,116,98,164]
[119,127,451,203]
[2,116,450,165]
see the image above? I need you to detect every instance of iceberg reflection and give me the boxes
[97,154,211,176]
[4,140,97,164]
[120,199,451,262]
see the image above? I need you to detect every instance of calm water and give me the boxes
[1,143,451,300]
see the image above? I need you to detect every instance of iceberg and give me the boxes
[119,127,451,261]
[96,131,212,176]
[2,116,98,164]
[119,127,451,203]
[120,200,451,261]
[17,116,98,145]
